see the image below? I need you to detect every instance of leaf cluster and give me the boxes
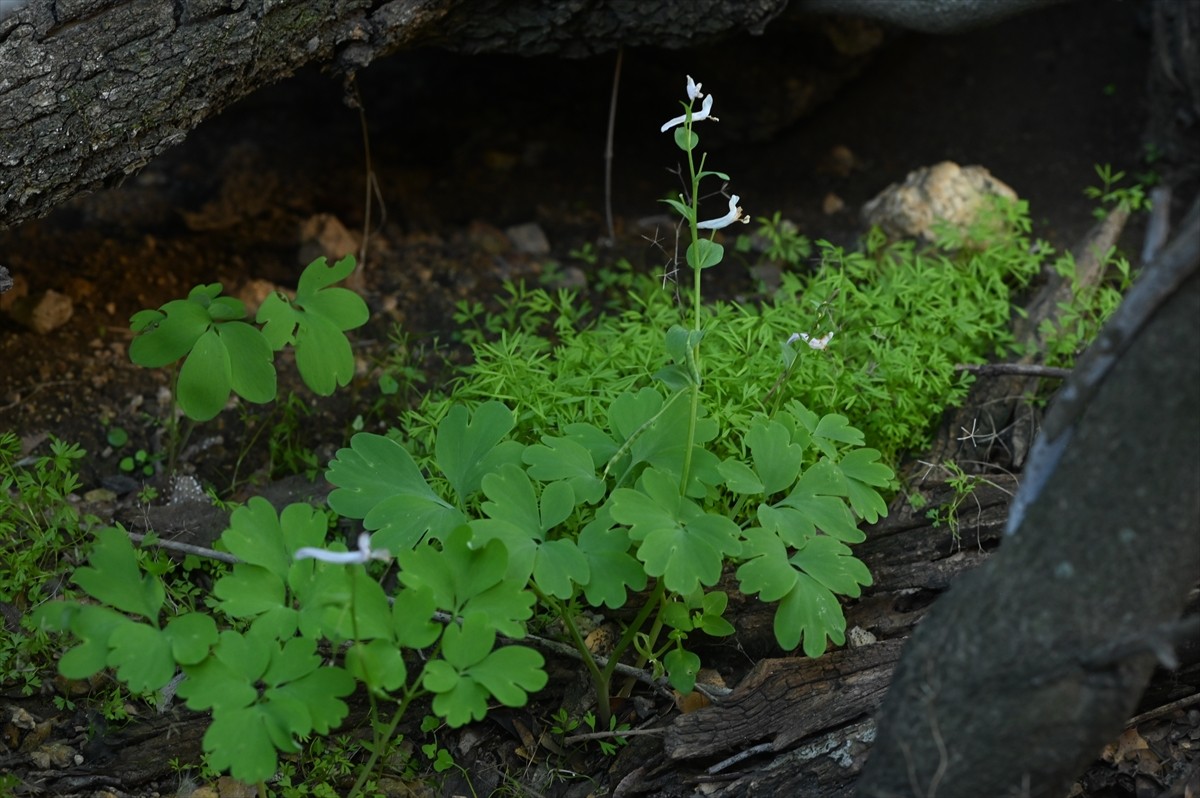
[128,256,368,420]
[33,503,546,784]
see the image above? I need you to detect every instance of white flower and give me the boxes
[661,93,717,133]
[686,75,704,100]
[696,194,749,230]
[788,331,835,350]
[295,532,391,564]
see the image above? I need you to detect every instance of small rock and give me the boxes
[216,775,258,797]
[298,213,360,266]
[0,264,12,293]
[7,289,74,334]
[506,222,551,256]
[29,741,76,769]
[465,220,510,255]
[233,278,280,316]
[861,161,1018,243]
[823,192,847,214]
[817,144,860,177]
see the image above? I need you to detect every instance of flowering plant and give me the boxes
[33,77,887,793]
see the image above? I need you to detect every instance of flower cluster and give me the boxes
[661,76,748,232]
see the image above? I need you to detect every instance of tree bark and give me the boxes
[857,197,1200,797]
[0,0,790,229]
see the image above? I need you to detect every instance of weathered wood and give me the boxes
[0,0,792,229]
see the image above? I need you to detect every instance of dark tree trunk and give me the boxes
[857,197,1200,797]
[0,0,790,229]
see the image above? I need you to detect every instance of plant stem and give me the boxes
[347,685,421,798]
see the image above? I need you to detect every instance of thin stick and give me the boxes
[956,363,1071,379]
[127,531,238,564]
[603,47,624,244]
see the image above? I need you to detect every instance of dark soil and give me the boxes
[3,1,1196,796]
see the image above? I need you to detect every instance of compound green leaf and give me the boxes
[346,639,408,693]
[468,644,547,707]
[321,568,394,642]
[163,612,219,666]
[178,656,257,713]
[746,419,806,495]
[73,527,164,621]
[128,298,211,368]
[256,291,301,350]
[203,706,280,784]
[214,564,288,621]
[576,520,645,609]
[218,321,276,405]
[107,621,174,693]
[270,666,354,734]
[773,572,847,657]
[735,527,797,602]
[207,295,246,321]
[222,497,327,581]
[836,448,893,523]
[614,469,740,594]
[441,613,495,670]
[326,433,463,549]
[717,459,762,494]
[392,586,441,650]
[263,636,319,687]
[480,463,540,534]
[607,388,664,441]
[436,402,522,502]
[177,328,232,421]
[531,538,589,600]
[399,529,531,637]
[57,604,129,680]
[213,629,271,686]
[294,313,355,395]
[811,413,865,457]
[425,661,490,727]
[790,536,872,597]
[259,693,309,753]
[523,436,606,505]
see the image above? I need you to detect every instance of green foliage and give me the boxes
[0,433,92,695]
[27,79,1134,798]
[1084,163,1152,218]
[34,502,546,786]
[129,256,369,421]
[736,211,812,269]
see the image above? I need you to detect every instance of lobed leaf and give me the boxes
[73,527,164,621]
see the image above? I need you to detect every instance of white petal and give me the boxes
[661,112,688,133]
[294,546,369,564]
[686,75,704,100]
[697,195,744,230]
[661,94,717,133]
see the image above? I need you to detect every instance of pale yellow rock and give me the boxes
[862,161,1018,244]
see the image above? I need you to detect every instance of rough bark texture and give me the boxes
[0,0,790,229]
[856,198,1200,797]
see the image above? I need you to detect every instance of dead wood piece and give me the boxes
[664,639,905,760]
